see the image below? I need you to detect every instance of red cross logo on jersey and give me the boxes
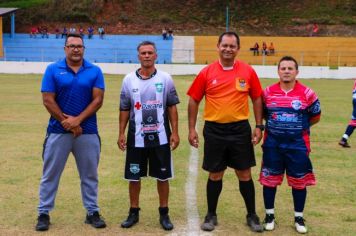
[134,102,141,110]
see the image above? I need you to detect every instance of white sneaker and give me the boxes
[263,214,275,231]
[295,216,307,234]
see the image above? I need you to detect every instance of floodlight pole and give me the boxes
[226,6,229,32]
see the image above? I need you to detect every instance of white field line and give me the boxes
[185,139,200,235]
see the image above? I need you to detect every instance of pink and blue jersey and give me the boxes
[259,81,321,189]
[262,81,321,152]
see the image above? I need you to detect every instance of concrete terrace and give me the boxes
[2,33,174,63]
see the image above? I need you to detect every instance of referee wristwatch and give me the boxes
[255,124,265,131]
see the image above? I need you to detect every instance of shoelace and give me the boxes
[295,217,306,226]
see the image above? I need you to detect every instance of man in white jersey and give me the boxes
[118,41,180,231]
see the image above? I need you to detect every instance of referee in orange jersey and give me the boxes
[187,31,264,232]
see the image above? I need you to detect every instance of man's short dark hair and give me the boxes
[137,41,157,52]
[64,33,84,46]
[218,31,240,48]
[278,56,299,70]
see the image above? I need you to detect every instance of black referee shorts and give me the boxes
[124,144,173,181]
[202,120,256,172]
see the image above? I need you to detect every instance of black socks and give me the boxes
[239,179,256,215]
[207,178,223,215]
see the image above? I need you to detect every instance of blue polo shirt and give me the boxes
[41,58,105,134]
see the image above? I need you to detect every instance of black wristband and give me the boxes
[255,124,265,131]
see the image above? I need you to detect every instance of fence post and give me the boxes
[338,53,340,67]
[3,47,6,61]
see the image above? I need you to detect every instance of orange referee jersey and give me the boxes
[187,60,262,123]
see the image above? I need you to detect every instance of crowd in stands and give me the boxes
[250,42,275,56]
[29,25,174,42]
[162,27,173,40]
[29,25,105,39]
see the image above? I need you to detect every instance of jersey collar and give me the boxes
[136,68,157,80]
[218,60,236,71]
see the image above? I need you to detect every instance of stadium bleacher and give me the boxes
[2,33,173,63]
[3,34,356,67]
[195,36,356,67]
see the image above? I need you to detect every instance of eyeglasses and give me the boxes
[65,44,85,49]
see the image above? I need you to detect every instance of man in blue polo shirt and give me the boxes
[36,33,106,231]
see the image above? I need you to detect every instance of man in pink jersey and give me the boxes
[259,56,321,234]
[338,79,356,147]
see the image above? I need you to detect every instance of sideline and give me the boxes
[184,121,202,235]
[185,145,200,235]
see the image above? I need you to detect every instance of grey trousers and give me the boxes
[38,133,101,215]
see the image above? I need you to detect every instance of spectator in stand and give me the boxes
[309,23,319,37]
[162,28,167,40]
[69,26,76,34]
[61,27,68,38]
[88,26,94,39]
[79,26,85,38]
[262,42,267,55]
[41,25,49,39]
[268,42,275,56]
[37,26,42,36]
[250,42,259,56]
[54,27,60,39]
[30,26,38,38]
[98,26,105,39]
[167,28,173,40]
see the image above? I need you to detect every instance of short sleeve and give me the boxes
[41,65,56,93]
[187,69,206,102]
[94,67,105,90]
[166,76,180,106]
[119,76,131,111]
[248,68,263,99]
[306,88,321,117]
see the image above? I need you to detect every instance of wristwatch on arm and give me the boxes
[255,124,265,131]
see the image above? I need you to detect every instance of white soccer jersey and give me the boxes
[120,69,180,147]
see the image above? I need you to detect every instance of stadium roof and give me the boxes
[0,8,18,16]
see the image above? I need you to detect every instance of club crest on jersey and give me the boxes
[236,77,248,91]
[291,100,302,110]
[238,78,246,88]
[130,164,140,174]
[155,83,164,93]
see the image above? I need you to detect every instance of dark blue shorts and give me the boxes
[259,147,316,189]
